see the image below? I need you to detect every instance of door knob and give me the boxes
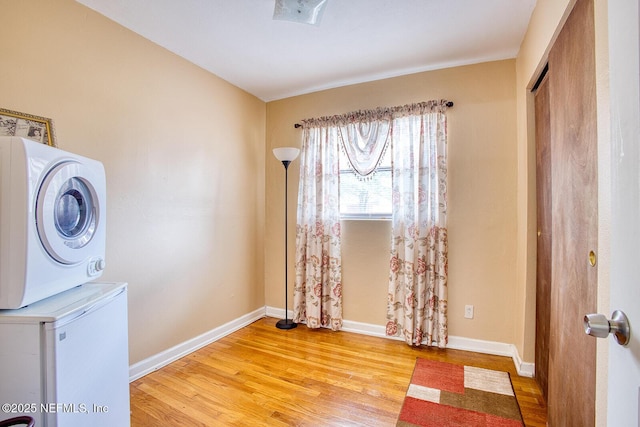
[583,310,630,346]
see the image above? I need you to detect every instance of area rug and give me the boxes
[396,358,524,427]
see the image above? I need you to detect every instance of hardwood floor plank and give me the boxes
[130,317,547,426]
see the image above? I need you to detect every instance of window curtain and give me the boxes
[385,101,449,347]
[294,100,449,342]
[293,122,343,330]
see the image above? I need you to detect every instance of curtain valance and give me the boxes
[298,100,451,178]
[298,100,452,129]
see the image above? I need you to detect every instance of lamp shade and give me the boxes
[273,147,300,162]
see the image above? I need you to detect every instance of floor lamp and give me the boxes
[273,147,300,330]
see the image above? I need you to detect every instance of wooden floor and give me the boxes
[130,317,547,426]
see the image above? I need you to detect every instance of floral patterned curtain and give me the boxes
[385,101,449,347]
[294,100,449,341]
[293,123,343,330]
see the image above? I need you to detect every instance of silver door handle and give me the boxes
[583,310,630,346]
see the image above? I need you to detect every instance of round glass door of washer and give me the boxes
[36,161,102,265]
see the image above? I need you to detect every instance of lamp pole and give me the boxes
[273,147,300,330]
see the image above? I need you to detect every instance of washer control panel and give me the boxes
[87,257,106,276]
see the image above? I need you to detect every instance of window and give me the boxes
[339,147,392,219]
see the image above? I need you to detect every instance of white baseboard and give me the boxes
[447,336,535,377]
[264,305,293,319]
[341,316,535,378]
[130,306,534,382]
[510,347,536,378]
[128,307,265,382]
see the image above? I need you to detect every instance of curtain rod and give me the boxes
[293,100,454,128]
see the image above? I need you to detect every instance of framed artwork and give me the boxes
[0,108,56,146]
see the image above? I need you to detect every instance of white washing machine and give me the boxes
[0,136,107,309]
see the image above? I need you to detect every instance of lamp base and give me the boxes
[276,319,298,330]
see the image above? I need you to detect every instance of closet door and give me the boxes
[547,0,598,424]
[534,72,550,402]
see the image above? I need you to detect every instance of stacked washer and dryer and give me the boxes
[0,137,130,427]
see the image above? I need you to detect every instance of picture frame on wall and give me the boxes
[0,108,56,147]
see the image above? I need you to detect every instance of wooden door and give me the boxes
[534,72,550,402]
[546,0,598,424]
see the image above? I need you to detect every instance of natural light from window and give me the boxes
[339,147,391,219]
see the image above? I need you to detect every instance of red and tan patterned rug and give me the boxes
[397,359,524,427]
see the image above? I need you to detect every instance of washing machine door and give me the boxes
[36,160,102,265]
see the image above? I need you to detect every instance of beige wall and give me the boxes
[513,0,574,366]
[0,0,266,365]
[266,60,522,346]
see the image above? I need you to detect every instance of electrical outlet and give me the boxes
[464,305,474,319]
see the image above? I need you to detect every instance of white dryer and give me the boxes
[0,136,107,309]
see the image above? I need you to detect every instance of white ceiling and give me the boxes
[75,0,537,102]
